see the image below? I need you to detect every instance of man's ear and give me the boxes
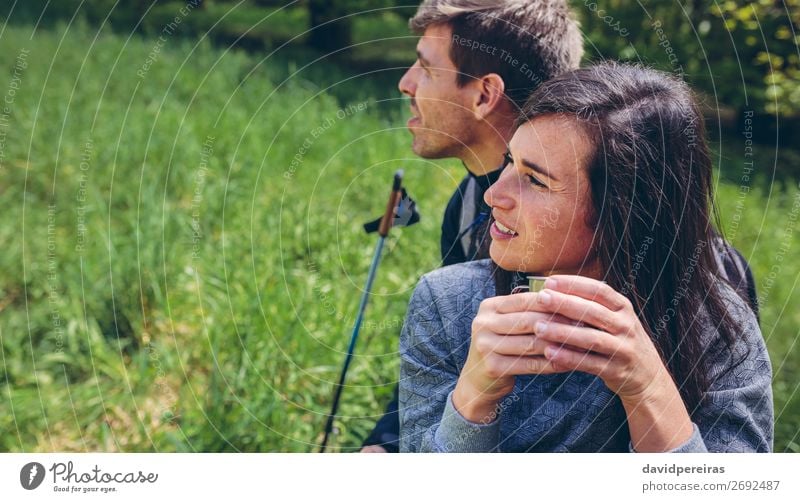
[471,73,507,121]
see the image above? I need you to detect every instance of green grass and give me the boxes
[0,21,798,452]
[716,182,800,452]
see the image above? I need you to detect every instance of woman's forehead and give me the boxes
[509,117,592,179]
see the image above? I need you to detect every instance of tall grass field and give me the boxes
[0,21,798,452]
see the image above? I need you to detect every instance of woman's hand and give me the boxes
[529,275,671,403]
[452,294,577,423]
[531,275,694,451]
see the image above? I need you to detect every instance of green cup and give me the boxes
[527,276,548,292]
[511,275,549,294]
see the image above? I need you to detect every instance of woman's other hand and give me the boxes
[529,275,671,403]
[532,275,694,451]
[452,294,575,423]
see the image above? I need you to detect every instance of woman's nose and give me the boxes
[484,172,516,209]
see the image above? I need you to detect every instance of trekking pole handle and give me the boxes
[378,170,403,237]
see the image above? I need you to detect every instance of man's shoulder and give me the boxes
[444,174,473,208]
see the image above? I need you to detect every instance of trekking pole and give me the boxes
[319,170,418,452]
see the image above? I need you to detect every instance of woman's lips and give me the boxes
[407,116,421,127]
[490,221,518,240]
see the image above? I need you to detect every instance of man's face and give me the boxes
[398,24,475,159]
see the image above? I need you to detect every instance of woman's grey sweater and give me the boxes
[399,259,773,452]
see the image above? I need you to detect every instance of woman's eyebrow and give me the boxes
[521,157,559,182]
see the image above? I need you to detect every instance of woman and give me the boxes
[398,63,773,453]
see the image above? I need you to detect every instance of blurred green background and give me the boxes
[0,0,798,452]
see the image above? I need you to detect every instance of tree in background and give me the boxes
[574,0,799,120]
[711,0,799,118]
[4,0,797,120]
[307,0,351,52]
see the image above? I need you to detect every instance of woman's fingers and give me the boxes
[476,332,549,356]
[473,276,654,389]
[474,311,578,335]
[482,279,631,331]
[487,292,543,315]
[545,275,631,313]
[534,321,625,358]
[535,287,629,334]
[477,353,562,378]
[544,345,615,379]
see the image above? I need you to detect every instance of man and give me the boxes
[361,0,584,452]
[360,0,759,453]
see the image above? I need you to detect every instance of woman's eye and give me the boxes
[505,152,547,188]
[526,174,547,188]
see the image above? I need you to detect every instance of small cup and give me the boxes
[527,276,548,293]
[510,275,549,294]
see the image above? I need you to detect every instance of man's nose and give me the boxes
[398,63,418,96]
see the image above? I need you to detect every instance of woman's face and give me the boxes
[484,115,601,278]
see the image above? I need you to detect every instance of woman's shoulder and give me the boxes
[714,276,759,329]
[418,259,494,297]
[700,275,768,378]
[694,276,760,342]
[410,259,495,319]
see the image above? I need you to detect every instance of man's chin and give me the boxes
[411,138,450,159]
